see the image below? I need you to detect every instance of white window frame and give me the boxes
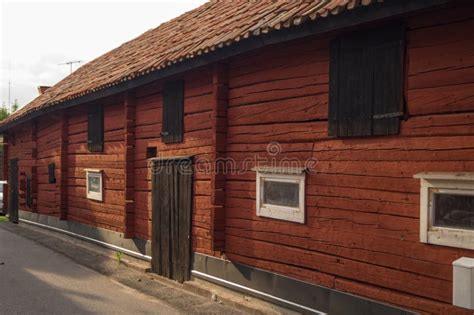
[256,167,305,224]
[85,169,103,201]
[414,172,474,250]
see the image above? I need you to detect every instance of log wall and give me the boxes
[66,99,125,232]
[36,116,60,216]
[8,66,222,256]
[7,122,36,212]
[223,4,474,314]
[132,67,218,255]
[4,2,474,313]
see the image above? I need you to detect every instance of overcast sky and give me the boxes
[0,0,207,109]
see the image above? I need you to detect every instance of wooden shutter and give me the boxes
[162,80,184,143]
[26,176,32,208]
[87,105,104,152]
[328,40,339,137]
[48,163,56,184]
[330,33,373,137]
[370,25,405,136]
[329,23,404,137]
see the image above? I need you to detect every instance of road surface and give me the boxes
[0,226,178,314]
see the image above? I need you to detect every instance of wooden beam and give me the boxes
[210,62,228,253]
[123,92,136,238]
[58,112,68,220]
[30,120,37,213]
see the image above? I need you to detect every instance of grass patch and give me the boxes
[0,216,8,223]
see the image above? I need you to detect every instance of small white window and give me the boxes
[414,172,474,250]
[85,169,103,201]
[256,167,305,223]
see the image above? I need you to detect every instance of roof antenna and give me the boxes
[59,60,83,74]
[8,61,11,112]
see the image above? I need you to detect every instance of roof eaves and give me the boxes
[0,0,452,132]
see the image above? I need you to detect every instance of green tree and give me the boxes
[11,99,19,112]
[0,99,21,121]
[0,103,9,121]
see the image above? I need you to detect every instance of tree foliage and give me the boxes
[0,99,19,121]
[11,99,19,113]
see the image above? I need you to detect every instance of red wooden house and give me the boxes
[2,0,474,313]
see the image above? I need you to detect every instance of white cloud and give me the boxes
[0,0,207,108]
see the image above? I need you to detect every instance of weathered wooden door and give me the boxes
[151,157,193,282]
[9,159,19,223]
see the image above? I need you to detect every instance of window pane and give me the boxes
[263,180,299,208]
[88,174,101,193]
[433,193,474,230]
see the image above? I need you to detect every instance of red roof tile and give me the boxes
[1,0,381,128]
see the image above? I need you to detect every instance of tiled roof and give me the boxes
[1,0,381,128]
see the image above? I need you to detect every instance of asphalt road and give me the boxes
[0,226,179,315]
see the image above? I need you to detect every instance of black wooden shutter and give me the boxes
[48,163,56,184]
[162,80,184,143]
[328,40,340,137]
[88,105,104,152]
[26,176,32,208]
[335,33,373,137]
[329,23,404,137]
[370,25,405,136]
